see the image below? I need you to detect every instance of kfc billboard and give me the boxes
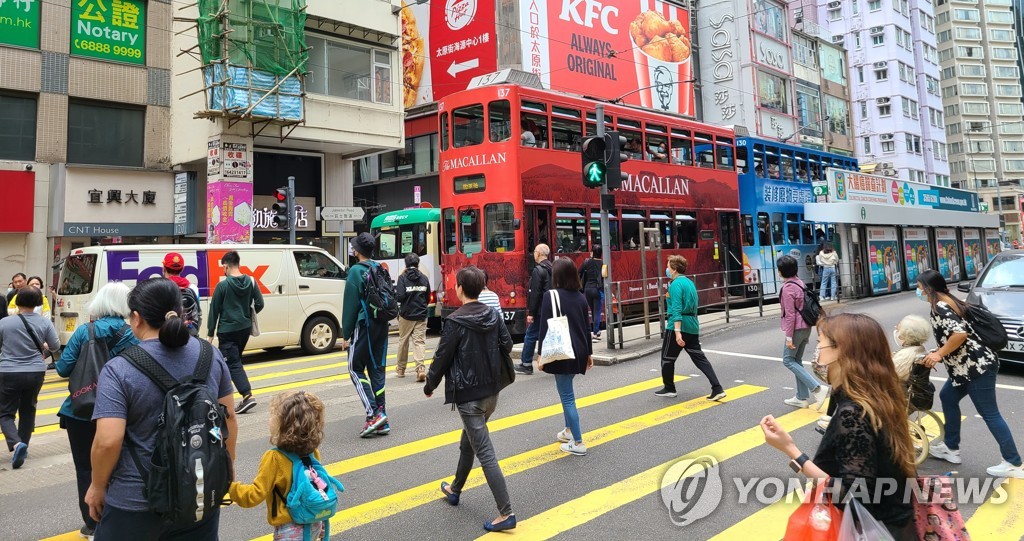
[401,0,498,108]
[520,0,695,116]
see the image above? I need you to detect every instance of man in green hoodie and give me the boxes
[207,250,264,414]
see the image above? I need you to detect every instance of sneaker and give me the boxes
[395,368,406,378]
[11,442,27,469]
[784,396,810,408]
[46,362,56,370]
[556,428,572,443]
[929,442,963,464]
[514,364,533,375]
[360,411,388,438]
[654,388,677,398]
[234,395,257,414]
[707,390,727,401]
[986,461,1024,479]
[416,367,426,383]
[810,385,831,411]
[592,335,600,342]
[560,440,587,456]
[816,416,831,431]
[80,525,95,540]
[376,422,391,435]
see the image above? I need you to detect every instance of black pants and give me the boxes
[348,320,389,417]
[217,328,252,397]
[94,505,220,541]
[62,415,97,529]
[660,331,723,394]
[0,371,45,451]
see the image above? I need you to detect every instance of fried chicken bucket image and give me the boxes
[630,9,694,115]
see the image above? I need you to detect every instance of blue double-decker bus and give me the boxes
[735,137,858,296]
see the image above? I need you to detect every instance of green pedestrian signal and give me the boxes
[584,161,607,187]
[581,136,607,188]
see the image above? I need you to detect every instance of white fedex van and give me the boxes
[54,244,346,355]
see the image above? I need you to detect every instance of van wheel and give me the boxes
[302,316,337,355]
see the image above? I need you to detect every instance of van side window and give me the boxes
[294,252,343,279]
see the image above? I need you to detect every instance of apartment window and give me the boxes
[875,65,888,81]
[937,12,950,24]
[1002,140,1024,152]
[950,142,964,154]
[906,135,922,154]
[924,45,938,64]
[996,85,1022,97]
[855,33,862,49]
[987,11,1012,23]
[990,29,1013,42]
[863,136,872,154]
[992,47,1017,60]
[872,33,885,46]
[929,108,943,127]
[966,139,992,153]
[926,76,940,96]
[967,120,991,132]
[898,62,916,83]
[857,66,865,83]
[944,104,959,117]
[792,35,818,68]
[860,100,868,117]
[306,35,393,105]
[868,0,881,10]
[757,71,787,112]
[961,83,987,96]
[998,102,1024,116]
[956,46,983,59]
[881,134,895,152]
[946,122,962,135]
[941,67,955,80]
[953,8,980,21]
[1005,160,1024,172]
[67,101,144,167]
[825,96,849,135]
[795,84,822,137]
[827,5,841,20]
[938,48,955,62]
[905,98,919,119]
[936,30,952,43]
[852,1,859,14]
[955,27,981,40]
[753,0,785,41]
[958,64,985,77]
[894,0,909,15]
[0,93,36,161]
[963,101,990,115]
[877,97,892,116]
[993,66,1019,79]
[972,158,996,172]
[896,29,912,50]
[942,85,958,98]
[1000,122,1024,134]
[920,13,934,32]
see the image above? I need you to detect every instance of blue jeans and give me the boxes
[820,267,837,299]
[782,328,819,400]
[521,318,541,366]
[555,374,582,443]
[940,368,1022,465]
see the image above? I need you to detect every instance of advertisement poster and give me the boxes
[827,169,979,211]
[1,0,40,48]
[71,0,146,65]
[962,229,981,279]
[522,0,695,115]
[935,228,960,282]
[867,227,901,295]
[985,229,1001,263]
[902,227,930,286]
[222,142,251,179]
[401,0,497,108]
[207,181,253,244]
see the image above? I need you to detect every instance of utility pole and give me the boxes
[287,175,297,245]
[596,105,614,349]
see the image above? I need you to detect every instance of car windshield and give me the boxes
[978,254,1024,288]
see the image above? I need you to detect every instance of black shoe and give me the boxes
[46,362,56,370]
[80,524,95,539]
[484,514,516,532]
[654,387,677,398]
[440,481,460,505]
[514,364,533,375]
[707,390,727,401]
[234,395,257,414]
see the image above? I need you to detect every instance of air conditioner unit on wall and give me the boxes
[874,61,887,68]
[828,1,841,8]
[882,168,898,177]
[880,162,894,169]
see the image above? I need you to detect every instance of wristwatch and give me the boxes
[789,453,810,473]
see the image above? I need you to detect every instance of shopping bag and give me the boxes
[915,476,972,540]
[538,290,575,369]
[784,480,842,541]
[838,498,894,541]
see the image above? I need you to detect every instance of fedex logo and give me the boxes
[106,250,272,297]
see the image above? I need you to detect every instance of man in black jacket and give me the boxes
[425,266,516,532]
[396,253,430,382]
[517,243,552,375]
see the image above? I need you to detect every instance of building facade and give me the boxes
[822,0,951,186]
[938,0,1024,243]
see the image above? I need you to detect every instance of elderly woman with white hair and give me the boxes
[892,314,932,381]
[55,282,138,540]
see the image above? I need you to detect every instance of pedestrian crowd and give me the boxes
[1,236,1021,541]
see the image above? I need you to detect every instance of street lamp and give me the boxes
[780,115,830,144]
[392,0,427,14]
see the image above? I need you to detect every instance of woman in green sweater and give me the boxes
[657,255,726,401]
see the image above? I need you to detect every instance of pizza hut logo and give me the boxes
[446,0,476,30]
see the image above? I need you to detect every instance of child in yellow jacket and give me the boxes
[230,391,330,540]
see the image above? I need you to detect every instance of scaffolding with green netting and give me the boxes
[192,0,308,133]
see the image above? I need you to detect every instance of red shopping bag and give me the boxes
[784,480,842,541]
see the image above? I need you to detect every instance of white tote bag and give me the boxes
[538,290,576,369]
[249,276,261,337]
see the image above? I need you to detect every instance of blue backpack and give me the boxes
[273,449,345,541]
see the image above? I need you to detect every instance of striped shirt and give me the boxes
[478,289,501,314]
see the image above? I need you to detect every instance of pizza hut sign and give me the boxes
[446,0,476,30]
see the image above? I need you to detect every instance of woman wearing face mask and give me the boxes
[656,255,725,401]
[917,270,1023,478]
[762,313,918,539]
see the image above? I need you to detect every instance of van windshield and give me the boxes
[374,223,429,259]
[58,254,97,295]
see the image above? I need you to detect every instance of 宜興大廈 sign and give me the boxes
[71,0,146,65]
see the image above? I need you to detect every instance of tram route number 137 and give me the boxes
[502,311,515,322]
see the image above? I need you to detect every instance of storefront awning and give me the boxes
[804,202,998,228]
[859,163,878,173]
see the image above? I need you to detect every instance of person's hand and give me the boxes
[207,335,215,343]
[675,332,685,348]
[424,386,433,398]
[923,351,942,369]
[586,355,594,372]
[785,338,794,350]
[526,315,534,325]
[85,484,106,522]
[760,415,796,454]
[339,339,349,350]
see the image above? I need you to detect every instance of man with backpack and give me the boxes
[777,255,830,412]
[395,253,430,382]
[162,253,202,337]
[516,243,552,375]
[340,232,396,437]
[207,251,264,415]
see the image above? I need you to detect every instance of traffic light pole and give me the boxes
[287,175,297,245]
[596,105,614,350]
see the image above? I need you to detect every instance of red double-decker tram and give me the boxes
[437,84,743,334]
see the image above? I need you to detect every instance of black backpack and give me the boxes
[68,322,128,418]
[785,281,822,326]
[122,341,232,528]
[966,303,1009,351]
[359,261,399,323]
[180,287,202,337]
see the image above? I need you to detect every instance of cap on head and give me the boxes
[162,252,184,272]
[350,232,376,258]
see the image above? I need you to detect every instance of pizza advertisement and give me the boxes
[401,0,498,109]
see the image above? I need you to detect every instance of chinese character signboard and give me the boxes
[401,0,497,108]
[71,0,146,65]
[0,0,40,49]
[697,0,740,124]
[252,195,316,231]
[207,181,252,244]
[221,142,251,178]
[827,169,979,212]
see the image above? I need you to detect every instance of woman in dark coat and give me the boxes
[538,258,594,456]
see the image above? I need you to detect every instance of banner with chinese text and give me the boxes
[0,0,40,49]
[71,0,146,65]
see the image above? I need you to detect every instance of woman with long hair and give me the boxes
[538,258,594,456]
[917,270,1023,478]
[761,313,918,539]
[578,246,605,341]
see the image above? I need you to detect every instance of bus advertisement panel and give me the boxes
[935,228,960,282]
[867,227,901,295]
[902,227,931,285]
[985,229,1002,262]
[962,229,982,279]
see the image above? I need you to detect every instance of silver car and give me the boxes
[958,249,1024,364]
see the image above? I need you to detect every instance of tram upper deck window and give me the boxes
[742,214,754,246]
[521,100,548,148]
[757,213,771,246]
[551,106,582,151]
[453,104,484,148]
[808,157,822,181]
[651,212,673,247]
[695,132,714,168]
[736,145,749,174]
[676,212,698,248]
[621,129,643,160]
[647,124,668,162]
[585,111,614,136]
[765,149,781,179]
[716,137,734,170]
[780,150,794,179]
[489,100,511,143]
[621,211,645,249]
[771,212,785,245]
[591,211,620,251]
[786,213,801,244]
[794,153,809,182]
[440,112,449,151]
[671,128,693,165]
[555,208,588,253]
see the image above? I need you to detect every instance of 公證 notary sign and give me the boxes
[318,207,365,221]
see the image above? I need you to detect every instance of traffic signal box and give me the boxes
[580,131,629,190]
[272,187,292,229]
[605,131,629,190]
